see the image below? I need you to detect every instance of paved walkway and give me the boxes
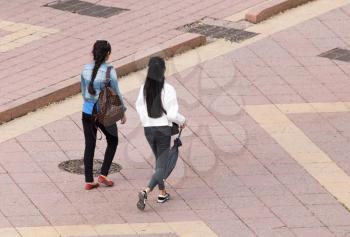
[1,1,350,237]
[0,0,266,115]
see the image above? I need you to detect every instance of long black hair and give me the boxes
[88,40,111,95]
[144,57,166,118]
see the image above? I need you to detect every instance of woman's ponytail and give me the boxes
[88,40,111,95]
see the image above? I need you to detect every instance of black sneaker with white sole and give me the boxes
[137,190,147,211]
[157,193,170,203]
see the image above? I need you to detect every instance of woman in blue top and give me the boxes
[81,40,127,190]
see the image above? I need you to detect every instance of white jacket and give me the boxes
[135,82,186,127]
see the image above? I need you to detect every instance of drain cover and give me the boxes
[181,18,258,43]
[44,0,128,18]
[319,48,350,62]
[58,159,122,176]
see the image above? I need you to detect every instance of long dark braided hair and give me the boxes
[88,40,111,95]
[144,57,166,118]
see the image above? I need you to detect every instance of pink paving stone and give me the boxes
[186,198,227,210]
[207,220,255,237]
[292,227,335,237]
[213,185,254,198]
[46,214,87,226]
[74,202,121,216]
[296,194,338,205]
[157,210,199,222]
[259,194,301,207]
[223,196,264,209]
[19,141,61,153]
[176,187,218,200]
[11,172,51,184]
[8,215,49,227]
[271,205,313,218]
[328,226,350,237]
[83,213,125,225]
[238,174,281,187]
[280,215,323,228]
[234,206,276,219]
[149,199,191,213]
[244,217,285,231]
[250,184,290,196]
[0,139,24,153]
[0,213,11,228]
[17,128,52,142]
[194,209,238,221]
[0,174,14,184]
[65,191,108,204]
[2,162,42,173]
[0,203,40,217]
[103,190,139,204]
[29,150,68,162]
[202,175,243,188]
[120,211,163,223]
[167,177,207,189]
[18,183,61,195]
[229,164,270,176]
[307,204,350,226]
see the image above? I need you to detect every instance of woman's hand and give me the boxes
[121,114,127,124]
[180,122,186,130]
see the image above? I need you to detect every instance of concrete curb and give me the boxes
[0,33,206,124]
[245,0,315,24]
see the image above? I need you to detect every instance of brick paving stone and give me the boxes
[296,194,338,205]
[194,209,238,222]
[235,206,276,219]
[259,194,302,207]
[186,198,227,210]
[307,204,350,226]
[292,227,335,237]
[11,172,51,184]
[244,217,285,233]
[47,214,87,226]
[280,215,324,228]
[222,196,264,209]
[328,226,350,237]
[271,205,314,218]
[7,215,49,228]
[207,220,256,237]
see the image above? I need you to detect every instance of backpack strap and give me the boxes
[105,66,113,85]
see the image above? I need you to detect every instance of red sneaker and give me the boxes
[85,183,99,190]
[98,175,114,187]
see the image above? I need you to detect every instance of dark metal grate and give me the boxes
[58,159,122,176]
[319,48,350,62]
[44,0,128,18]
[181,20,258,43]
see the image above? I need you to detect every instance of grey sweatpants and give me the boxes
[144,126,171,191]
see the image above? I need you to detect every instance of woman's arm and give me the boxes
[135,86,148,123]
[163,85,186,126]
[109,67,127,112]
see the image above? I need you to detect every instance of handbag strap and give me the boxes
[104,66,113,86]
[178,128,183,138]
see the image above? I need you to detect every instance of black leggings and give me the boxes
[144,126,171,191]
[82,113,118,183]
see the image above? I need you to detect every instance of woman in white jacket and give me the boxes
[135,57,186,210]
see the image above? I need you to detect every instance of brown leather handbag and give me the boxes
[94,66,124,126]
